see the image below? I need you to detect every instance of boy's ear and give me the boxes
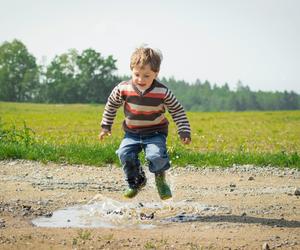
[155,71,159,78]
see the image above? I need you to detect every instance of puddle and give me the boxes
[32,194,231,229]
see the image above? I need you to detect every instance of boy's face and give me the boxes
[131,64,158,90]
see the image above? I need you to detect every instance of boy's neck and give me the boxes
[135,85,147,93]
[131,79,156,94]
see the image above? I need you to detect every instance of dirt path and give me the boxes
[0,160,299,249]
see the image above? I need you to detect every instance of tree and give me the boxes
[280,91,299,110]
[77,49,118,103]
[0,39,39,101]
[44,48,118,103]
[235,81,260,111]
[44,49,80,103]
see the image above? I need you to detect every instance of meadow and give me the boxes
[0,102,299,168]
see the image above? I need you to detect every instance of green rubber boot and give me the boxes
[123,188,138,198]
[155,172,172,200]
[123,170,147,199]
[137,169,147,189]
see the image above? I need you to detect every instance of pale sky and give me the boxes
[1,0,300,93]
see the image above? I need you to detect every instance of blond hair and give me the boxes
[130,46,163,73]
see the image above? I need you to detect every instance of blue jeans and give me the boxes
[116,132,170,185]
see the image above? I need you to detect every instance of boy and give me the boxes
[99,47,191,200]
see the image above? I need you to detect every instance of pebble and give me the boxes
[294,188,300,196]
[262,242,270,250]
[171,163,300,177]
[1,159,300,232]
[0,218,5,228]
[140,212,154,220]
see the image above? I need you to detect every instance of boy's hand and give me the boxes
[98,130,111,141]
[181,137,191,145]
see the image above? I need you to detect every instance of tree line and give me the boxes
[159,77,300,111]
[0,39,299,111]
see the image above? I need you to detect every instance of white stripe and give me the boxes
[165,96,177,105]
[172,110,185,117]
[179,126,191,130]
[105,107,117,114]
[126,115,166,126]
[127,102,165,112]
[120,84,135,92]
[174,117,189,123]
[101,117,113,124]
[151,87,167,95]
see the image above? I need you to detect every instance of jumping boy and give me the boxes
[99,46,191,200]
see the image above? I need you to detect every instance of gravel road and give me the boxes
[0,160,299,249]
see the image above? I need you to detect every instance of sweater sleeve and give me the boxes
[163,89,191,139]
[100,84,123,131]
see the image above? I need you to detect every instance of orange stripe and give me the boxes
[120,90,165,99]
[144,93,165,98]
[121,90,139,96]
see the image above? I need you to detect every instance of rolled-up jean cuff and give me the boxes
[149,161,171,174]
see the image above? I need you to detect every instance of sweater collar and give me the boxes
[130,79,157,96]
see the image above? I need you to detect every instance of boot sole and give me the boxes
[123,181,146,198]
[123,189,138,198]
[160,194,172,200]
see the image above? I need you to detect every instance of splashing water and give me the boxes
[32,194,231,229]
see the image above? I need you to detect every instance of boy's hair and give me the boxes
[130,46,163,73]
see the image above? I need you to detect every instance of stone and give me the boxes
[0,218,5,228]
[262,242,270,250]
[294,188,300,196]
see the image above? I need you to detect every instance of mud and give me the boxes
[0,160,299,249]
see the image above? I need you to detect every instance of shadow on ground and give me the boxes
[164,214,300,228]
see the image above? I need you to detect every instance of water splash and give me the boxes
[32,194,231,229]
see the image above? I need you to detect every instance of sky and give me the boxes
[1,0,300,93]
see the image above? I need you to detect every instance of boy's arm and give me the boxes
[100,85,123,133]
[163,89,191,141]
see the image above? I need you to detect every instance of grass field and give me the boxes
[0,102,299,168]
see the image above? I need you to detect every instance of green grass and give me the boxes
[0,102,300,168]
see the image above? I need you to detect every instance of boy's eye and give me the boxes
[144,75,149,78]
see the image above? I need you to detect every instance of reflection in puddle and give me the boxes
[32,194,231,229]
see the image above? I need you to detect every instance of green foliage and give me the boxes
[1,140,299,168]
[77,229,92,240]
[77,49,118,103]
[0,139,120,165]
[0,119,36,146]
[43,48,119,103]
[0,39,39,102]
[158,76,300,111]
[168,146,300,168]
[1,39,299,111]
[0,104,299,168]
[144,241,156,249]
[1,102,299,154]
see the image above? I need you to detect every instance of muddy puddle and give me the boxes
[32,194,231,229]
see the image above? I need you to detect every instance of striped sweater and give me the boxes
[101,79,191,139]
